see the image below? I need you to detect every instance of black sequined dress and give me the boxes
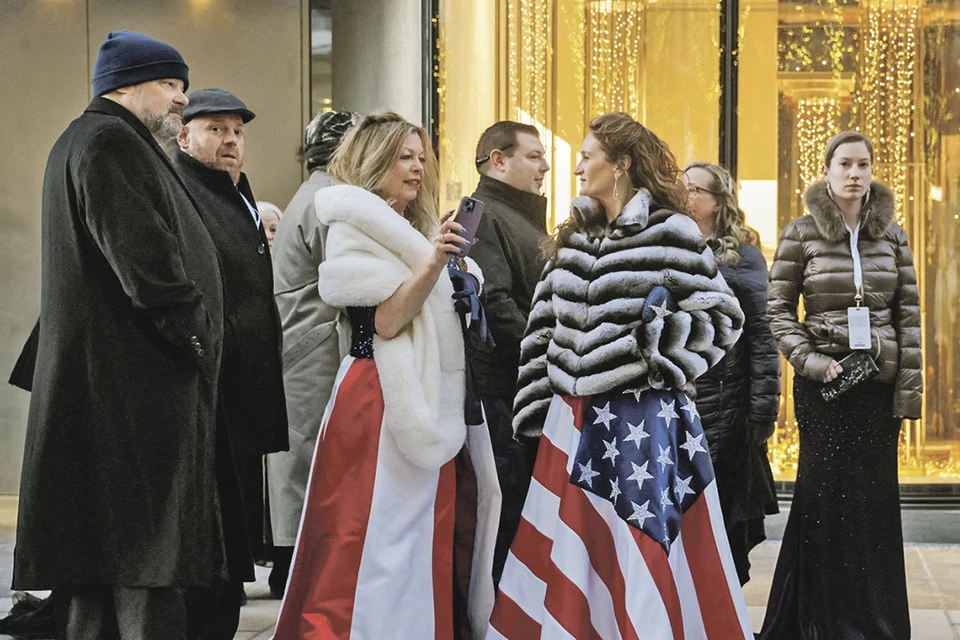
[759,376,909,640]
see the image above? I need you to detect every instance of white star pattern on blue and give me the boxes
[650,298,673,319]
[659,486,673,510]
[627,460,653,490]
[577,458,600,488]
[569,389,715,553]
[628,500,654,526]
[679,431,707,460]
[656,444,675,473]
[593,402,617,431]
[609,477,622,502]
[601,437,620,465]
[657,398,679,428]
[680,398,700,420]
[675,474,695,503]
[623,421,649,448]
[622,388,644,402]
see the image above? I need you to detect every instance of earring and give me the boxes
[864,186,871,204]
[826,181,834,199]
[613,170,621,200]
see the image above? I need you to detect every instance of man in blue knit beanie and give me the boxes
[12,30,228,638]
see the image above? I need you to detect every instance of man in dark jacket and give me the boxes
[469,121,550,585]
[172,88,288,639]
[14,31,225,638]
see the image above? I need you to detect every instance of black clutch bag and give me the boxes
[820,351,880,402]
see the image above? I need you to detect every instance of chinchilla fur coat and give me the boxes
[513,190,745,438]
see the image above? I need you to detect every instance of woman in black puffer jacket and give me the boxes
[684,162,780,585]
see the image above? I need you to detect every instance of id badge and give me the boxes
[847,306,872,350]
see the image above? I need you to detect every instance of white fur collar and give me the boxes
[315,184,467,469]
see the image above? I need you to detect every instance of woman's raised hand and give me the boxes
[430,211,469,266]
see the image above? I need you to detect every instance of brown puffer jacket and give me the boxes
[767,179,921,419]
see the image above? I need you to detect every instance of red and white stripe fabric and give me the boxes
[487,395,752,640]
[274,356,459,639]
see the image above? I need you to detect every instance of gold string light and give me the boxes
[795,97,840,193]
[858,0,918,225]
[586,1,642,118]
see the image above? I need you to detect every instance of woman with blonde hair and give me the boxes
[274,111,500,639]
[684,161,780,586]
[489,113,753,637]
[760,131,920,638]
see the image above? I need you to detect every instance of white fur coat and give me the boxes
[315,185,467,470]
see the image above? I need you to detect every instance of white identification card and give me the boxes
[848,306,872,350]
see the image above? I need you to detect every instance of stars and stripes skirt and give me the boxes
[274,355,500,640]
[487,389,753,640]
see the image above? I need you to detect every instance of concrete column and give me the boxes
[332,0,423,124]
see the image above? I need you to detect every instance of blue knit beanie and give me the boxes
[92,31,189,97]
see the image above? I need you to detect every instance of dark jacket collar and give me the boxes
[473,174,548,232]
[86,96,172,163]
[172,149,256,205]
[803,179,896,242]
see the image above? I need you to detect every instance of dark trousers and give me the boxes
[66,586,184,640]
[483,396,538,587]
[184,579,243,640]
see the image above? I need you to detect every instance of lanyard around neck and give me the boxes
[847,223,863,307]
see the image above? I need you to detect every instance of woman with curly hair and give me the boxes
[684,161,780,587]
[489,113,752,638]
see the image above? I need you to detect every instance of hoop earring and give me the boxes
[613,170,621,200]
[826,181,834,199]
[863,186,871,205]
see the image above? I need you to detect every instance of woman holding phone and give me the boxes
[274,111,499,640]
[759,131,921,638]
[489,112,753,637]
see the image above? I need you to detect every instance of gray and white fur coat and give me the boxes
[513,190,746,437]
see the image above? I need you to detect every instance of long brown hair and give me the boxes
[684,161,760,265]
[547,113,689,258]
[328,111,439,237]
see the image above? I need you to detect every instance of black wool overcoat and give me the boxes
[13,98,227,589]
[171,151,288,458]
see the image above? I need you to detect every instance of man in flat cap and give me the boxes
[13,31,226,638]
[173,88,288,639]
[265,110,358,597]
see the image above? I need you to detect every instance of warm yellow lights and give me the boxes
[858,0,918,226]
[586,1,643,117]
[795,97,840,193]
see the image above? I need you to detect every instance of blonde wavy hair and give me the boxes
[547,113,689,258]
[327,111,439,237]
[684,161,759,265]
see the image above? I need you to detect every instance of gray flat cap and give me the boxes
[182,88,255,124]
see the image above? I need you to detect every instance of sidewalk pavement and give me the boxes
[2,496,959,639]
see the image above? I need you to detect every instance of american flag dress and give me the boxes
[488,387,753,640]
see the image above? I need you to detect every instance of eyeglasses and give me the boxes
[686,185,715,197]
[475,143,515,170]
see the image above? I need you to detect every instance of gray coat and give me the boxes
[266,171,348,545]
[14,97,227,589]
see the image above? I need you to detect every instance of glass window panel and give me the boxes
[310,0,333,119]
[738,0,960,484]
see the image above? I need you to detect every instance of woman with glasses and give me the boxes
[760,131,921,639]
[489,113,753,638]
[273,111,499,639]
[683,162,780,586]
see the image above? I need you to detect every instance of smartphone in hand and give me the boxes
[449,196,485,257]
